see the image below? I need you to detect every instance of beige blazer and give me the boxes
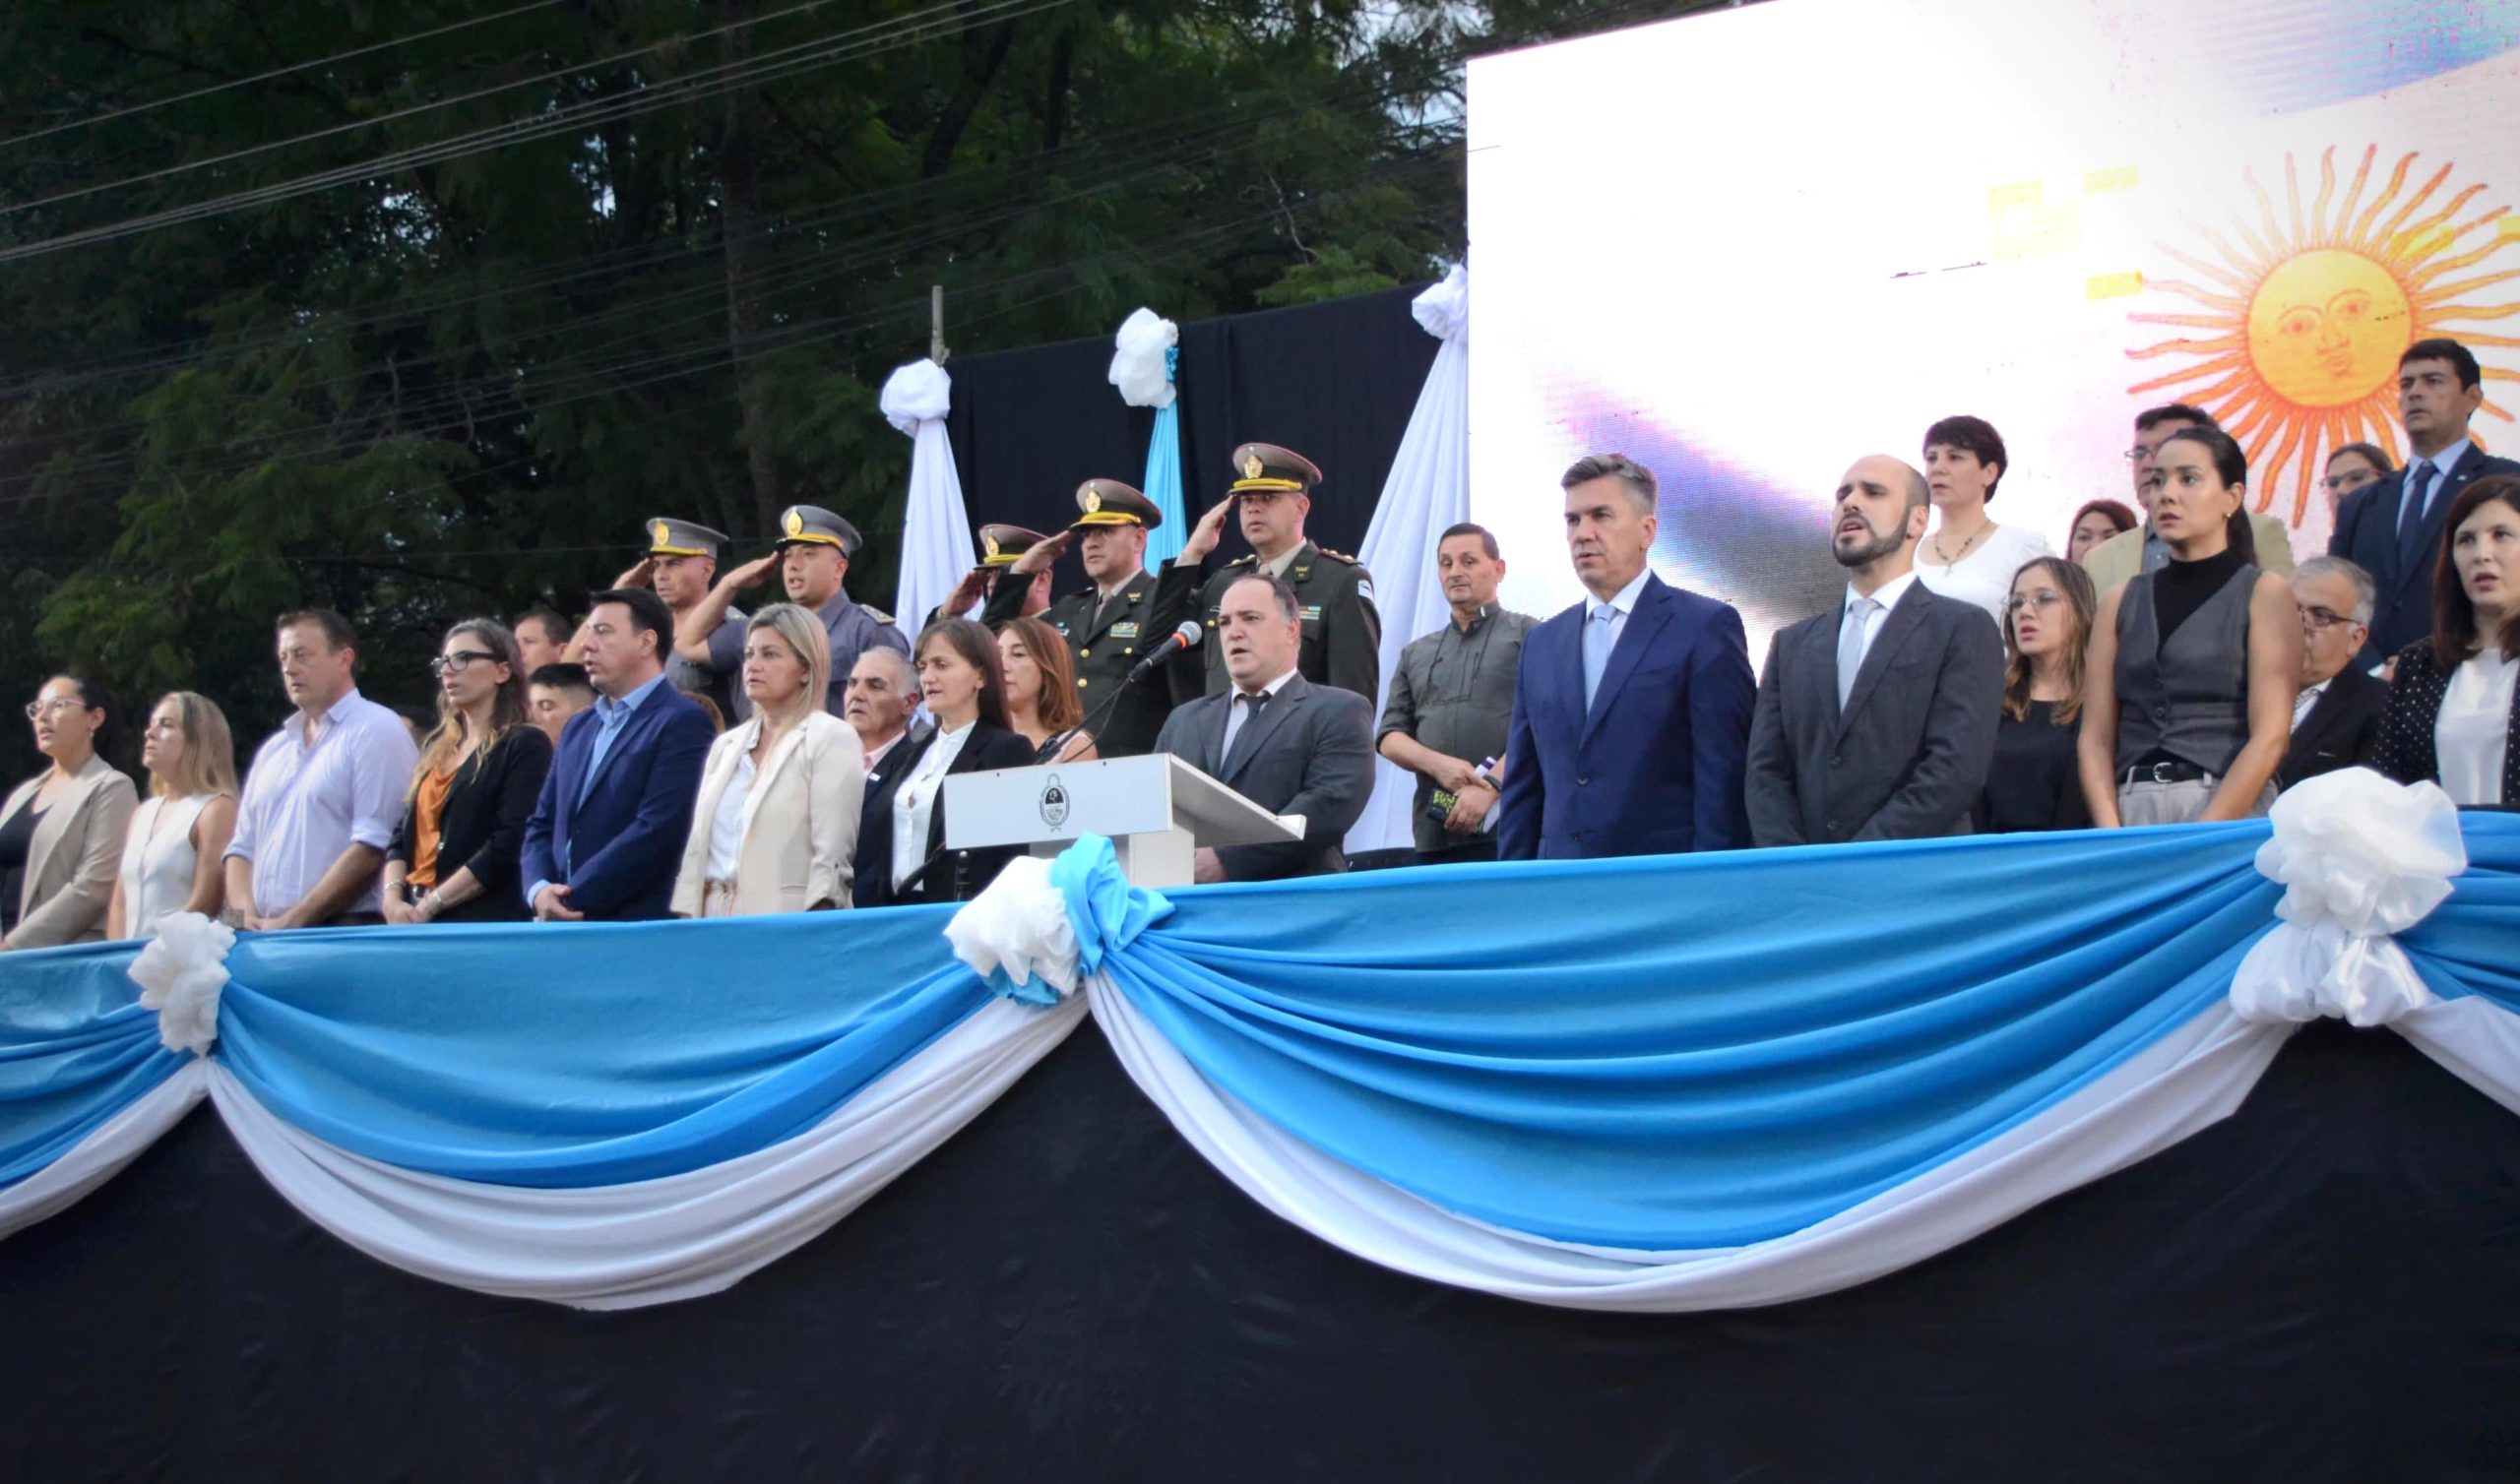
[671,711,865,917]
[1,755,140,949]
[2086,512,2297,591]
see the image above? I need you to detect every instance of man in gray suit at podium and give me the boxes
[1155,572,1374,883]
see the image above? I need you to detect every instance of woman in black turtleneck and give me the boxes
[2076,426,2301,827]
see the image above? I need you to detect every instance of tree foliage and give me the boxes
[0,0,1720,774]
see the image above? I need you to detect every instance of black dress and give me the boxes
[0,798,45,935]
[1974,700,2093,833]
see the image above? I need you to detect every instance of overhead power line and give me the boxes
[0,0,570,150]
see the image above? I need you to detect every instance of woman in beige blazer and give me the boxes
[672,604,866,917]
[2,677,141,951]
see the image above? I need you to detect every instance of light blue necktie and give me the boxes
[1582,604,1616,711]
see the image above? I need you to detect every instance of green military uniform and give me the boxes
[982,481,1196,757]
[927,524,1046,631]
[1179,443,1381,704]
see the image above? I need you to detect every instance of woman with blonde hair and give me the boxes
[1976,558,2098,833]
[384,619,553,924]
[672,602,865,917]
[107,691,241,941]
[998,615,1099,765]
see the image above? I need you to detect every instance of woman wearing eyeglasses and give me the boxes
[382,620,553,924]
[0,678,139,951]
[1976,558,2099,833]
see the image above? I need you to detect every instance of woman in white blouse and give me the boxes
[2378,475,2520,807]
[851,618,1035,908]
[671,604,865,917]
[107,693,240,941]
[1913,414,2053,624]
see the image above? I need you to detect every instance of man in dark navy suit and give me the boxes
[520,587,714,921]
[1498,454,1755,860]
[2330,338,2520,669]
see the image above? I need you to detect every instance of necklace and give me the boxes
[1933,519,1990,567]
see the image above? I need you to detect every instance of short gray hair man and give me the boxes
[1559,454,1658,517]
[2293,555,2374,625]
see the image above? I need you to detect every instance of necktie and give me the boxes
[1222,689,1271,767]
[1582,605,1616,711]
[2396,461,2437,577]
[1837,596,1878,710]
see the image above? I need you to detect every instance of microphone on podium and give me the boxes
[1126,621,1204,683]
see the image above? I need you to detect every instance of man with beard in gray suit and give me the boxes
[1746,455,2003,846]
[1155,571,1373,882]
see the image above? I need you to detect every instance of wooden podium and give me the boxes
[943,754,1302,888]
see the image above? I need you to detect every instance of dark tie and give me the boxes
[2396,461,2436,577]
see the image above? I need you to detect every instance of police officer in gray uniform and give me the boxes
[677,504,909,719]
[637,516,747,722]
[986,480,1198,757]
[1172,442,1381,705]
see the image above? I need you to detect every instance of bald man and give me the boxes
[1745,455,2003,846]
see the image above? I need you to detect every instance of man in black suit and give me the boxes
[2281,556,2387,788]
[1155,572,1374,882]
[1746,455,2003,846]
[2330,338,2520,668]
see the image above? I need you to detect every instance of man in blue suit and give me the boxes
[521,587,715,921]
[1499,454,1755,860]
[2330,338,2520,669]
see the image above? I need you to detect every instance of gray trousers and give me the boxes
[2117,775,2274,827]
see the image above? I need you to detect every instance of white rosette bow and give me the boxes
[2229,769,2467,1027]
[126,911,236,1056]
[1106,308,1178,409]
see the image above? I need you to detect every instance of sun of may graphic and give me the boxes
[2127,147,2519,526]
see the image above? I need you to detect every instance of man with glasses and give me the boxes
[221,609,418,930]
[2084,404,2296,592]
[2279,556,2387,788]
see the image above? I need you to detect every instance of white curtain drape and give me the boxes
[883,358,972,634]
[0,1061,208,1241]
[1090,976,2290,1311]
[1347,266,1472,856]
[208,997,1083,1310]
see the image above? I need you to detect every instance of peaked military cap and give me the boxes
[1228,442,1323,494]
[1071,478,1164,530]
[644,517,729,560]
[774,504,862,557]
[976,524,1048,567]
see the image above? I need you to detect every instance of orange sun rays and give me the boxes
[2126,147,2520,526]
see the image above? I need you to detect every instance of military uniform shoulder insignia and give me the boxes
[1228,553,1257,567]
[863,605,896,625]
[1318,547,1359,563]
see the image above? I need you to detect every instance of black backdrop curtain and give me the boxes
[943,284,1441,564]
[4,1022,2518,1481]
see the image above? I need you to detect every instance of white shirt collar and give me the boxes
[1590,566,1654,619]
[1847,570,1920,614]
[1238,666,1299,702]
[2412,438,2473,476]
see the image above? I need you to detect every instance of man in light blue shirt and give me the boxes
[222,609,419,929]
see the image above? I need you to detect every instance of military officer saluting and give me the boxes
[987,479,1197,757]
[931,524,1054,629]
[678,504,909,718]
[1174,442,1380,704]
[618,516,747,721]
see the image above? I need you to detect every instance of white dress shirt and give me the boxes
[1841,570,1921,675]
[891,719,975,889]
[1219,665,1299,761]
[224,688,418,918]
[2436,649,2516,806]
[704,750,757,882]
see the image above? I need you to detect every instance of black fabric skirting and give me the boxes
[4,1020,2518,1481]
